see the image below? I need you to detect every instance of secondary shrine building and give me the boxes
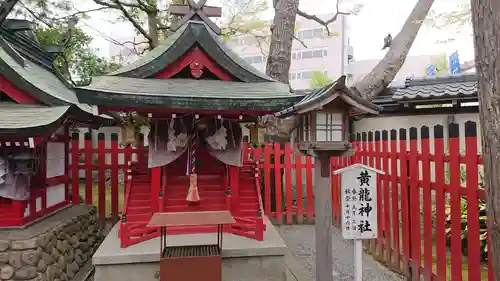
[0,19,111,227]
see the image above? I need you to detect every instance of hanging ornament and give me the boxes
[167,118,177,152]
[120,121,139,147]
[186,129,200,203]
[186,173,200,203]
[206,118,228,150]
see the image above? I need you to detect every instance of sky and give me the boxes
[75,0,474,63]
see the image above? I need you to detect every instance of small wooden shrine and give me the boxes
[0,18,110,227]
[76,0,303,247]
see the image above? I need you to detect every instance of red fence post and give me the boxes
[381,130,391,264]
[83,132,93,205]
[284,143,293,224]
[399,128,411,276]
[409,127,421,280]
[389,129,400,268]
[71,133,80,205]
[110,133,119,223]
[274,143,283,224]
[263,143,272,216]
[374,131,383,257]
[448,123,463,281]
[433,125,447,281]
[97,133,106,221]
[420,126,433,281]
[464,121,481,281]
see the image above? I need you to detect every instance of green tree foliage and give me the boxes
[35,26,121,86]
[309,71,333,88]
[423,54,449,77]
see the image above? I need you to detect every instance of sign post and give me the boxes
[426,63,436,77]
[333,164,385,281]
[449,51,461,74]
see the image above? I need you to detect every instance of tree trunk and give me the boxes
[0,0,19,24]
[470,0,500,280]
[350,0,435,100]
[266,0,299,84]
[147,12,159,49]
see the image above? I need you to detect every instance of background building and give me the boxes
[227,13,353,90]
[347,54,449,86]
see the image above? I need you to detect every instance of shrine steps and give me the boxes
[164,174,227,213]
[119,167,158,247]
[119,162,266,248]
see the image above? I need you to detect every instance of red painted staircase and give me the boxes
[230,160,266,240]
[119,164,159,247]
[119,158,266,248]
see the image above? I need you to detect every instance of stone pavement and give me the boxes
[285,250,315,281]
[278,225,406,281]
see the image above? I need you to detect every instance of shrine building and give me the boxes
[75,0,379,248]
[0,18,111,227]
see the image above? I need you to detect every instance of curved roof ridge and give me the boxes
[106,20,280,83]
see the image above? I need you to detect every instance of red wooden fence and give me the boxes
[69,121,490,281]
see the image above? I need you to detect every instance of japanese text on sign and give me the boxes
[338,166,378,240]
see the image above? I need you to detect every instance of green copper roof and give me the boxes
[276,76,381,117]
[76,76,302,111]
[0,103,69,136]
[108,21,277,83]
[0,31,113,128]
[0,38,79,105]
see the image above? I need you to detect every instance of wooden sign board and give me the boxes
[334,164,384,240]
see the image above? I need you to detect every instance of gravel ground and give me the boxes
[277,225,406,281]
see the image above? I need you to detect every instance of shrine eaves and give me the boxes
[169,0,222,34]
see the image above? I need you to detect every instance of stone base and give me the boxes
[93,217,288,281]
[0,205,105,281]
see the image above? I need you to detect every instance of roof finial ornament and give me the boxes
[169,0,222,34]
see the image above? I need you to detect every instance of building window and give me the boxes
[235,35,257,46]
[316,112,343,142]
[289,70,328,80]
[243,55,267,64]
[292,49,328,60]
[297,28,327,40]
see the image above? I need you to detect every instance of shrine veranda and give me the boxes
[0,2,380,281]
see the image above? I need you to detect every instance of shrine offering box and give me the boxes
[147,211,235,281]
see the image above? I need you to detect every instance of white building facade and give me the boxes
[227,13,353,90]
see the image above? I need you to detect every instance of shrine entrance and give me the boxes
[167,144,227,176]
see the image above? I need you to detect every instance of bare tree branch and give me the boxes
[297,0,349,35]
[92,0,142,10]
[293,34,307,47]
[351,0,435,100]
[62,6,112,20]
[0,0,20,24]
[17,1,54,26]
[109,0,154,45]
[136,0,156,12]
